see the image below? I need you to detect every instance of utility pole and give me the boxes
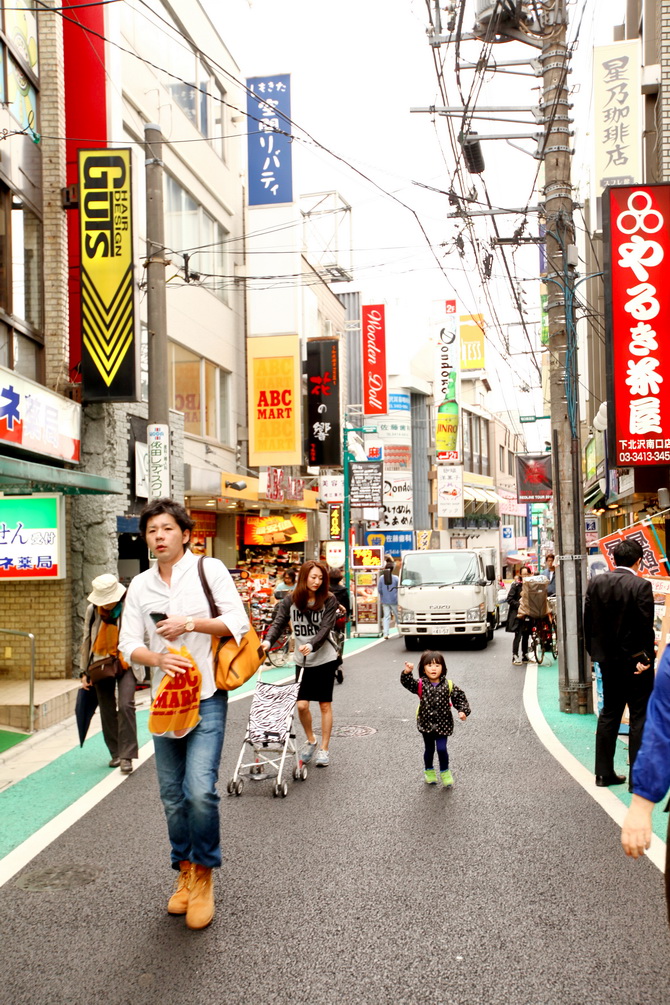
[541,3,591,713]
[144,123,171,499]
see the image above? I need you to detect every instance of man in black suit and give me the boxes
[584,539,655,788]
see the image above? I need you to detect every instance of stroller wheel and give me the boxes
[234,779,244,796]
[280,781,289,798]
[226,779,235,795]
[293,765,301,781]
[300,766,308,781]
[272,783,281,798]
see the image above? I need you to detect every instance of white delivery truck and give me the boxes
[397,548,498,651]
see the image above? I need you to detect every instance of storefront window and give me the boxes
[13,331,39,381]
[204,359,216,440]
[164,175,228,302]
[169,342,201,436]
[11,199,42,330]
[219,370,230,444]
[481,418,490,476]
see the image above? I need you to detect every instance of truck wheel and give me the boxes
[486,617,495,642]
[472,634,488,650]
[404,635,419,651]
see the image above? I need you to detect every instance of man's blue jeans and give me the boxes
[153,689,228,870]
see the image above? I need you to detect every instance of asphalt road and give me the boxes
[2,632,669,1005]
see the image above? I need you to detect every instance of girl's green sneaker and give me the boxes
[423,769,437,784]
[441,769,454,788]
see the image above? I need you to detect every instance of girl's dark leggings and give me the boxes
[423,732,449,771]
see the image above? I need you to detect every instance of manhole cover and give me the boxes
[330,725,377,738]
[15,865,102,892]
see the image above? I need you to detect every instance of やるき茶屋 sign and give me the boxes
[605,184,670,466]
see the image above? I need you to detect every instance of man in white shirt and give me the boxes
[119,498,248,931]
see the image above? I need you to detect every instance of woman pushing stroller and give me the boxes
[262,561,340,767]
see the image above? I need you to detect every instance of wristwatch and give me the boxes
[184,615,195,633]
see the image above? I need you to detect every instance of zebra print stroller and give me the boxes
[227,662,307,799]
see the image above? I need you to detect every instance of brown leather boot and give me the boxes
[167,861,192,915]
[185,864,215,930]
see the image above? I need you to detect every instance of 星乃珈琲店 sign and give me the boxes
[79,149,138,402]
[605,184,670,466]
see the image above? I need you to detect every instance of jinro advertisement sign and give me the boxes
[0,495,66,579]
[434,299,461,463]
[605,184,670,466]
[79,149,137,402]
[247,335,302,466]
[361,305,388,416]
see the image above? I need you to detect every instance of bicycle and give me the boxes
[259,624,292,667]
[529,615,557,665]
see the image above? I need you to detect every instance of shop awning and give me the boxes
[584,481,607,510]
[464,486,490,503]
[0,454,124,495]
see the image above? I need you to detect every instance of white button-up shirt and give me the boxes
[119,550,249,700]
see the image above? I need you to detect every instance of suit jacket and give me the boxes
[584,567,655,667]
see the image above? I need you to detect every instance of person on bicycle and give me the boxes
[262,561,340,767]
[506,566,535,665]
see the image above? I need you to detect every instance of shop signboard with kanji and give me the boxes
[0,495,65,579]
[348,461,383,507]
[306,339,341,466]
[361,305,388,415]
[351,546,383,569]
[329,504,343,541]
[604,184,670,466]
[378,471,413,530]
[246,75,293,206]
[0,366,81,462]
[599,525,667,577]
[243,512,308,545]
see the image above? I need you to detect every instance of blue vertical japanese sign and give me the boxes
[247,75,293,206]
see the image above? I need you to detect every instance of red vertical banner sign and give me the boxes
[361,305,388,416]
[605,184,670,466]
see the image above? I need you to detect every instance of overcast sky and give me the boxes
[212,0,626,443]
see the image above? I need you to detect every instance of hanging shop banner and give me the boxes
[0,366,81,462]
[243,512,307,546]
[434,299,461,463]
[593,41,641,194]
[437,465,464,518]
[79,148,137,402]
[329,504,343,541]
[351,545,383,570]
[361,305,388,416]
[460,314,485,371]
[246,75,293,206]
[147,423,170,500]
[515,453,552,503]
[247,335,302,466]
[0,495,65,580]
[306,339,341,466]
[349,461,383,507]
[378,471,413,531]
[604,184,670,467]
[599,525,667,577]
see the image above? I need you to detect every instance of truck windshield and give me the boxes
[401,552,479,587]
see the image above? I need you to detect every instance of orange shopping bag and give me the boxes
[148,645,202,738]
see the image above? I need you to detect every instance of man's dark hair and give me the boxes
[612,539,643,568]
[139,498,195,542]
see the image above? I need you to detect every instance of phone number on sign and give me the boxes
[618,451,670,463]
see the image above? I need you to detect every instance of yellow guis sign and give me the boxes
[79,148,137,401]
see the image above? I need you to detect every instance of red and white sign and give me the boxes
[361,304,388,415]
[607,185,670,466]
[0,366,81,462]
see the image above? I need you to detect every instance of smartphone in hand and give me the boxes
[150,612,167,625]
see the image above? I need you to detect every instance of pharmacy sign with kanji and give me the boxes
[0,366,81,462]
[605,184,670,466]
[0,495,65,579]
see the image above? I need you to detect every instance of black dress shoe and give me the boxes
[595,773,626,787]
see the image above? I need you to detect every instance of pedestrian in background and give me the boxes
[328,566,350,684]
[542,553,556,597]
[262,560,339,767]
[80,574,140,774]
[273,569,296,602]
[379,555,399,640]
[621,643,670,925]
[506,565,534,665]
[401,650,470,788]
[119,498,249,931]
[584,538,655,788]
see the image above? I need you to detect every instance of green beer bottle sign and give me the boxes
[436,369,459,461]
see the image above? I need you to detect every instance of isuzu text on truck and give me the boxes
[397,548,498,651]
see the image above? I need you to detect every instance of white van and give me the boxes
[397,548,498,651]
